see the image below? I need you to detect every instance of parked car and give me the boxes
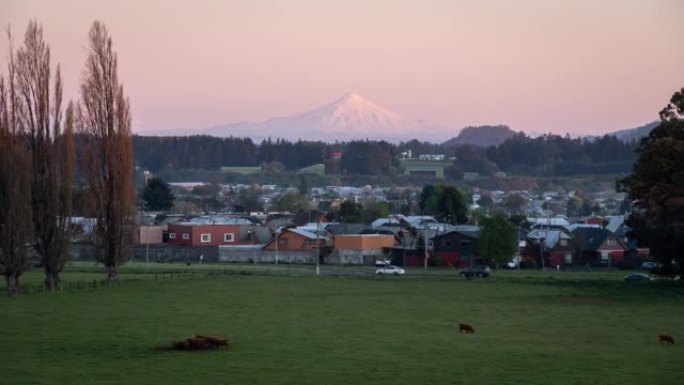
[624,273,654,282]
[641,261,662,271]
[375,259,391,267]
[504,260,519,269]
[375,265,405,275]
[503,256,522,269]
[459,265,491,278]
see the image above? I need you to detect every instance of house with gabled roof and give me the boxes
[262,228,330,251]
[524,229,573,267]
[432,226,481,268]
[571,227,627,267]
[261,227,332,264]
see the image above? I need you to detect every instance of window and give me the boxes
[224,233,234,242]
[182,233,190,240]
[461,240,471,246]
[607,239,616,246]
[278,238,288,246]
[201,233,211,243]
[442,240,453,248]
[560,240,568,246]
[169,233,176,239]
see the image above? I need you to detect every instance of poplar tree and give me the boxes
[0,30,34,294]
[15,21,74,290]
[77,21,135,281]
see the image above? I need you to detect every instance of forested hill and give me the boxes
[442,125,517,147]
[133,132,640,177]
[608,121,659,142]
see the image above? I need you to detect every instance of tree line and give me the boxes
[0,21,135,293]
[133,131,639,177]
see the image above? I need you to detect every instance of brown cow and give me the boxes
[659,334,675,344]
[201,335,230,348]
[187,337,207,350]
[459,323,475,334]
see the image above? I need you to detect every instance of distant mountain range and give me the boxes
[164,93,456,142]
[147,93,660,144]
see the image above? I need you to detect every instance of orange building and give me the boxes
[333,234,396,250]
[330,234,397,265]
[262,228,328,251]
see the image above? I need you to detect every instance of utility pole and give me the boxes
[275,228,279,265]
[424,221,429,270]
[517,224,521,271]
[316,219,321,275]
[145,224,149,271]
[539,231,546,271]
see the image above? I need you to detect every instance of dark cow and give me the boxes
[459,323,475,334]
[172,334,230,351]
[659,334,675,344]
[187,337,207,350]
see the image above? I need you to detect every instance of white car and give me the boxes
[375,259,391,267]
[375,265,405,275]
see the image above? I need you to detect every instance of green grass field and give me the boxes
[2,266,682,385]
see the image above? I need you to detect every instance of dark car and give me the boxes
[459,265,491,278]
[640,261,662,271]
[624,273,653,282]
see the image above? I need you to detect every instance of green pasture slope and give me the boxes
[1,269,682,385]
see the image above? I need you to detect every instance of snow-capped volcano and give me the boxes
[196,93,454,142]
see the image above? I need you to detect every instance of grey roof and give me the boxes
[527,229,570,250]
[527,217,570,227]
[605,215,626,233]
[288,228,328,241]
[370,217,404,229]
[565,223,601,232]
[183,216,254,225]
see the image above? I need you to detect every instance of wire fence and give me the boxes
[9,262,636,296]
[14,271,200,295]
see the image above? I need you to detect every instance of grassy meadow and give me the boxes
[1,265,682,385]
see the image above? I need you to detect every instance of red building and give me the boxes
[167,223,243,246]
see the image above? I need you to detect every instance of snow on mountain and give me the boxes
[198,93,455,142]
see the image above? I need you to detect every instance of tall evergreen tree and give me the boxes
[479,213,517,268]
[140,177,174,211]
[618,87,684,267]
[419,184,468,224]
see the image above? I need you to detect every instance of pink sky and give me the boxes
[2,0,683,136]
